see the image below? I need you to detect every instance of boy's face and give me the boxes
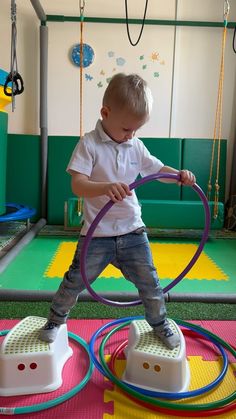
[101,106,148,143]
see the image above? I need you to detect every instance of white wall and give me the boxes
[0,0,235,196]
[171,0,236,196]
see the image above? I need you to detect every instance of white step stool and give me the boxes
[0,316,73,396]
[123,319,190,393]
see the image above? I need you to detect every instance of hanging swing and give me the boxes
[4,0,24,111]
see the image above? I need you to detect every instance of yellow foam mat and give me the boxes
[45,241,228,281]
[104,356,236,418]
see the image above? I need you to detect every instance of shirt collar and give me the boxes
[95,119,134,147]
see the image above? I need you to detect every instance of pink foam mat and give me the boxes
[0,319,235,418]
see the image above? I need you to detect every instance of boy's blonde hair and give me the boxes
[103,73,153,118]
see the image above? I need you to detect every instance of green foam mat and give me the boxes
[0,236,235,295]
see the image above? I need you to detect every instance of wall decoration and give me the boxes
[151,52,160,62]
[116,57,126,66]
[85,74,93,81]
[85,48,166,90]
[70,43,95,68]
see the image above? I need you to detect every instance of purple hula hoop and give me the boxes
[80,172,211,307]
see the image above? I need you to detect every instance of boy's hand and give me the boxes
[179,170,196,186]
[105,182,132,202]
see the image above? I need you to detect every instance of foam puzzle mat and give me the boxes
[0,319,235,418]
[45,241,228,280]
[0,237,235,294]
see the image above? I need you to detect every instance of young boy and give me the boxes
[40,73,196,348]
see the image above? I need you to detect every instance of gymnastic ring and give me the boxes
[80,172,210,307]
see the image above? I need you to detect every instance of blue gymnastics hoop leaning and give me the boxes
[80,172,211,307]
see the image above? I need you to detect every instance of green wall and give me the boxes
[182,139,226,201]
[6,134,41,220]
[47,137,183,224]
[136,138,182,201]
[5,134,227,227]
[47,136,79,224]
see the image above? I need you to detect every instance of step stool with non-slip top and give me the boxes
[123,318,190,393]
[0,316,72,396]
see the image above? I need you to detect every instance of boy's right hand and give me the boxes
[105,182,132,202]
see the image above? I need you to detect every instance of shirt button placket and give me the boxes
[117,150,121,170]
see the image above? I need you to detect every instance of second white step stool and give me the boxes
[123,318,190,393]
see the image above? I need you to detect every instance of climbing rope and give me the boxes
[124,0,149,46]
[79,0,85,142]
[207,0,230,219]
[78,0,85,217]
[4,0,24,111]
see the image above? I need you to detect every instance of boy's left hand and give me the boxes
[179,170,196,186]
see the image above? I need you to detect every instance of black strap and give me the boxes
[233,26,236,54]
[125,0,148,46]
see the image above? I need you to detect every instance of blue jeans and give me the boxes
[49,230,166,327]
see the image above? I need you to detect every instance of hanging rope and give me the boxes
[79,0,85,142]
[124,0,149,46]
[4,0,24,111]
[78,0,85,217]
[207,0,230,219]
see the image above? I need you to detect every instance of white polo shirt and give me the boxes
[67,120,164,236]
